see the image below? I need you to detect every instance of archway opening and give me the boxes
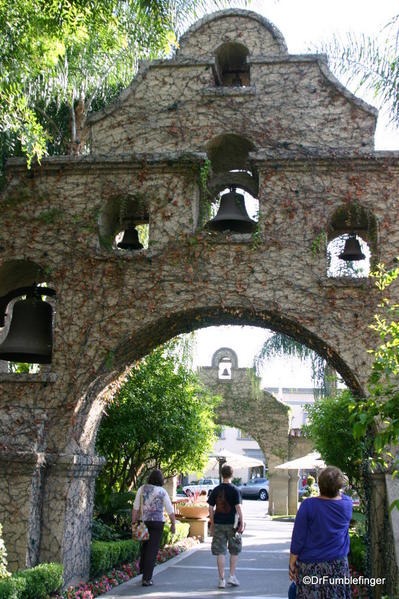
[327,203,377,277]
[204,134,259,230]
[214,42,250,87]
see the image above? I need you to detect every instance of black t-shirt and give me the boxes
[207,483,242,524]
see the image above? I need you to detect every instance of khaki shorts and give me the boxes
[211,523,242,556]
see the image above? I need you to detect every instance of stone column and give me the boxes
[268,470,289,516]
[164,476,177,502]
[0,450,104,586]
[39,454,105,586]
[288,470,299,515]
[0,450,47,572]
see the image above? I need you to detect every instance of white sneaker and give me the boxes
[218,578,226,588]
[228,574,240,586]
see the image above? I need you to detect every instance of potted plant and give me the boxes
[178,490,209,519]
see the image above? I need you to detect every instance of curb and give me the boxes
[98,543,203,597]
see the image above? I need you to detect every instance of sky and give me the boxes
[192,0,399,388]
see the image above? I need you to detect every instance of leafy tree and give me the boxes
[303,390,365,498]
[350,262,399,490]
[95,340,220,511]
[254,332,337,397]
[0,0,246,177]
[319,14,399,127]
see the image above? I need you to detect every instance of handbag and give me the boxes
[288,582,296,599]
[132,489,150,541]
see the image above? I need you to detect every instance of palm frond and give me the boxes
[318,27,399,126]
[254,332,334,397]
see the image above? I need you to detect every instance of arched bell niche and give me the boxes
[204,134,259,232]
[326,203,377,278]
[212,347,237,380]
[213,42,250,87]
[98,195,149,251]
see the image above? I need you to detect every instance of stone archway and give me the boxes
[1,8,398,587]
[198,347,293,515]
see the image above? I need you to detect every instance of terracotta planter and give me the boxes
[179,505,209,519]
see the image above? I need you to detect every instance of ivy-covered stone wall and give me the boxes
[0,8,398,586]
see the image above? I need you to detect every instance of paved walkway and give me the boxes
[99,500,293,599]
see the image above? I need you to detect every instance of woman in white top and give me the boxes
[132,469,176,586]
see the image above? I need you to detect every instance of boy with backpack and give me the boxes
[207,464,245,589]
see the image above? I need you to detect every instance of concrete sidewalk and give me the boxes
[99,501,293,599]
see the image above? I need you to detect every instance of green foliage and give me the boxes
[199,159,211,194]
[91,519,123,542]
[349,529,366,573]
[0,525,9,580]
[254,332,337,397]
[95,339,220,516]
[320,17,399,127]
[90,540,141,578]
[0,0,242,174]
[311,231,326,256]
[299,476,319,501]
[12,563,63,599]
[7,363,37,374]
[95,491,136,533]
[161,521,189,547]
[350,263,399,466]
[303,390,365,496]
[0,577,26,599]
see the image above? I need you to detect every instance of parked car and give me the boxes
[237,477,269,501]
[182,478,219,497]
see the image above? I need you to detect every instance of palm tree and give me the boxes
[319,14,399,127]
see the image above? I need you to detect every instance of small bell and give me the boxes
[0,296,53,364]
[221,368,230,377]
[206,188,257,233]
[117,227,143,250]
[338,235,365,261]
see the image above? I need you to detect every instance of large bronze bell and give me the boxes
[206,188,257,233]
[117,227,143,250]
[0,297,53,363]
[338,235,365,261]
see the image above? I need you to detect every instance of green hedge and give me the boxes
[0,578,26,599]
[90,540,141,578]
[0,563,63,599]
[90,521,190,578]
[161,521,190,548]
[349,530,366,573]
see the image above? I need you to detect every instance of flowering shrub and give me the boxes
[54,538,198,598]
[350,567,369,598]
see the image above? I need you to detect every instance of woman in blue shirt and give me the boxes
[289,466,353,598]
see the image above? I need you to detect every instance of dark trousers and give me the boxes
[140,520,164,582]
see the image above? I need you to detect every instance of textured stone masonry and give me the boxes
[0,9,398,589]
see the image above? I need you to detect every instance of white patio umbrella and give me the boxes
[275,451,326,470]
[208,448,265,469]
